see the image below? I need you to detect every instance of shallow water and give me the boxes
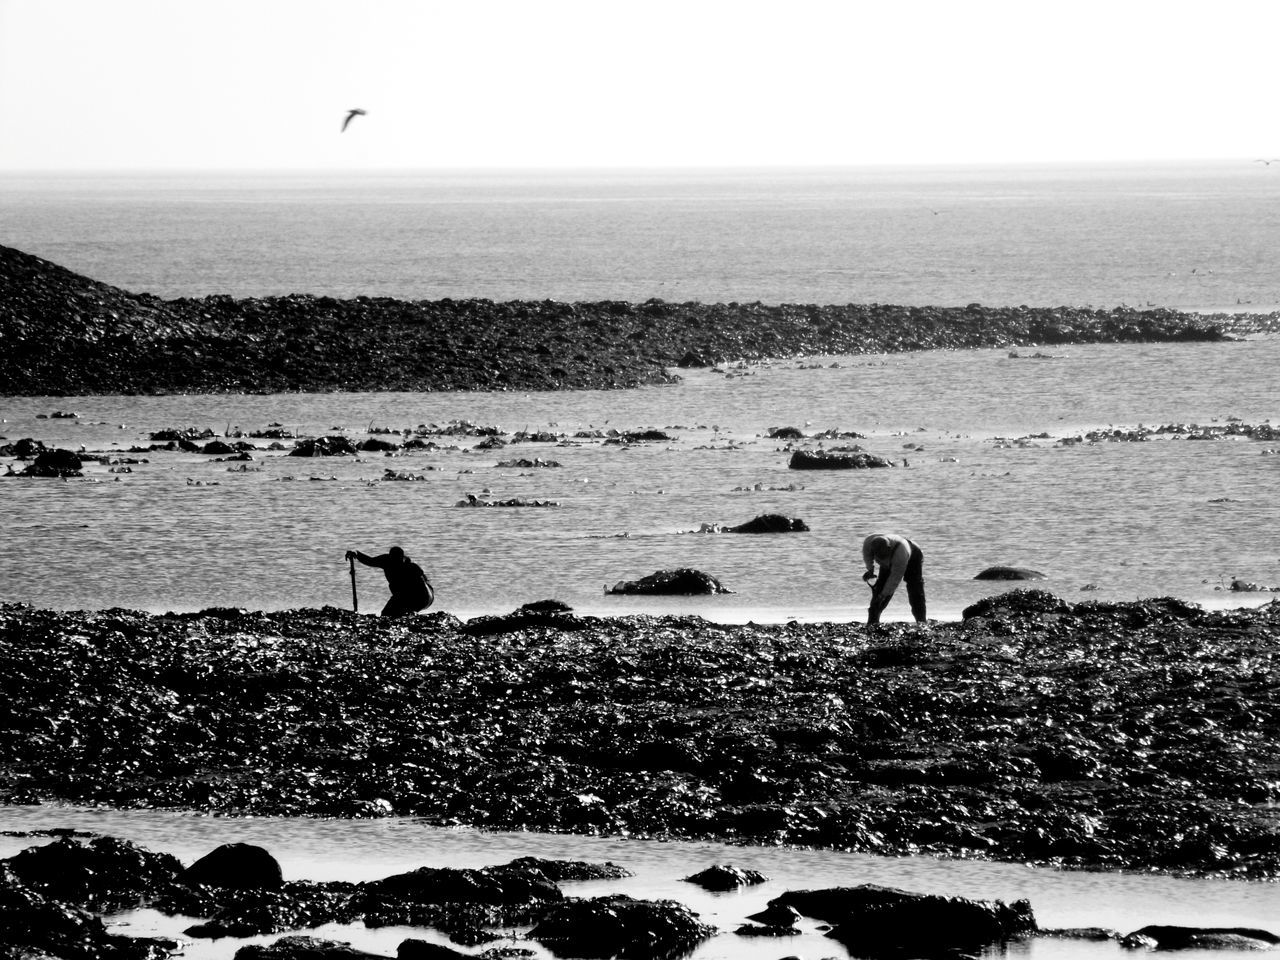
[2,339,1279,621]
[1,805,1276,960]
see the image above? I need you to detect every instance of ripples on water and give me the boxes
[3,340,1279,619]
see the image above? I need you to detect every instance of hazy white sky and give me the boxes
[1,0,1277,171]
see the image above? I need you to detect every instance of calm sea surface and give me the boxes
[2,164,1280,618]
[3,162,1280,311]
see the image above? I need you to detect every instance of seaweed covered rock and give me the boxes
[234,936,389,960]
[4,835,183,910]
[789,450,894,470]
[19,448,83,478]
[726,514,809,533]
[529,894,715,959]
[974,565,1047,580]
[289,437,358,457]
[606,569,731,595]
[367,865,561,905]
[773,884,1036,955]
[962,589,1069,620]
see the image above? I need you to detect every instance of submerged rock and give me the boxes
[974,565,1047,580]
[726,513,809,533]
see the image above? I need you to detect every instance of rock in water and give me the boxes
[606,568,731,595]
[181,842,284,890]
[974,565,1047,580]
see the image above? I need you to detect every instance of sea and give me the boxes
[2,161,1278,620]
[2,162,1279,955]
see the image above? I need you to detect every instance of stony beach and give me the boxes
[4,244,1279,396]
[4,244,1280,957]
[2,593,1278,880]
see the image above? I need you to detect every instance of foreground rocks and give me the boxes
[1,244,1269,395]
[1,594,1279,880]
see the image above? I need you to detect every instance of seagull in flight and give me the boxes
[341,108,367,132]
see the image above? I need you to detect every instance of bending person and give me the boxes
[346,545,435,617]
[861,533,927,625]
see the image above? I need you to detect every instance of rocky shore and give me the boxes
[3,244,1277,395]
[2,591,1278,881]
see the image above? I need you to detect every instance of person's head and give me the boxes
[388,545,405,560]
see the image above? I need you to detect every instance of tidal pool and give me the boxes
[2,804,1275,960]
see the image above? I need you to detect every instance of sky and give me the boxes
[1,0,1278,171]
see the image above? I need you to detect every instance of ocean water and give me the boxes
[3,162,1280,312]
[1,163,1279,620]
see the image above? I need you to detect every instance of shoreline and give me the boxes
[3,591,1278,881]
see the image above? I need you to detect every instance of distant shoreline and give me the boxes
[5,244,1278,397]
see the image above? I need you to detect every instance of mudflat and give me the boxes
[2,591,1277,880]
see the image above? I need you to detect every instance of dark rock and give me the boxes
[460,610,587,637]
[682,864,768,891]
[4,835,183,910]
[234,936,390,960]
[734,922,801,936]
[789,450,894,470]
[396,940,470,960]
[289,437,358,457]
[20,449,82,478]
[1120,926,1280,950]
[367,865,561,905]
[357,438,401,452]
[1038,927,1119,941]
[516,599,574,615]
[962,589,1069,620]
[180,842,284,891]
[772,883,1036,955]
[200,440,237,455]
[974,566,1048,580]
[501,857,632,882]
[606,569,731,595]
[768,426,806,440]
[0,437,46,458]
[727,513,809,534]
[746,902,802,927]
[529,894,715,959]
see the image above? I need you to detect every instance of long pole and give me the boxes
[349,556,359,613]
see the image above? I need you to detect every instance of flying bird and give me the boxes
[341,108,367,132]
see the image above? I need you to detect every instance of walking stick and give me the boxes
[349,556,359,613]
